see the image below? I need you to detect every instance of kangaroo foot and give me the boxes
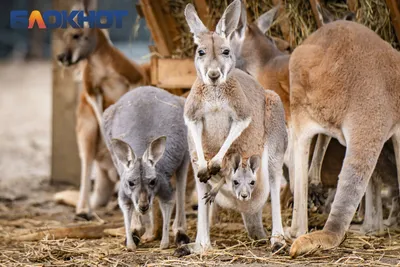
[290,230,343,258]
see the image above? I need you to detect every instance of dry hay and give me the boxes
[167,0,400,57]
[1,185,400,266]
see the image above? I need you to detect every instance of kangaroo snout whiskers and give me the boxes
[207,69,221,83]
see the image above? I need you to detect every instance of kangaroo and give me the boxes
[56,0,149,219]
[203,153,260,204]
[230,3,356,206]
[179,0,287,254]
[288,19,400,257]
[102,86,190,251]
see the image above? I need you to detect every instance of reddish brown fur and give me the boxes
[289,21,400,257]
[59,27,149,218]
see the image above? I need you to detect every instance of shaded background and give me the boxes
[0,0,151,198]
[0,0,151,59]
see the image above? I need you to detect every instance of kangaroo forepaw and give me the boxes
[198,168,210,183]
[131,229,142,246]
[208,161,221,175]
[203,191,216,205]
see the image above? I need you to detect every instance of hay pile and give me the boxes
[168,0,400,57]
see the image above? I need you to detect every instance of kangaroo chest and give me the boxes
[202,99,234,157]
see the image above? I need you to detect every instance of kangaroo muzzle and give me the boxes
[138,191,150,214]
[207,69,221,84]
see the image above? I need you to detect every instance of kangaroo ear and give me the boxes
[247,155,261,174]
[316,2,334,25]
[185,4,208,44]
[216,0,241,38]
[231,152,242,173]
[235,0,247,39]
[256,4,280,34]
[143,136,167,166]
[111,138,136,169]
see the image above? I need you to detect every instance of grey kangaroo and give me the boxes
[102,86,190,251]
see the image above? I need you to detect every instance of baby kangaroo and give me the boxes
[204,153,260,204]
[180,0,287,254]
[103,86,190,251]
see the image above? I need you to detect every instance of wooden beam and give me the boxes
[194,0,210,27]
[140,0,173,56]
[151,58,196,89]
[51,0,83,185]
[386,0,400,43]
[347,0,358,12]
[309,0,323,28]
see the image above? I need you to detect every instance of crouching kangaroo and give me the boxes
[178,0,287,255]
[103,86,190,251]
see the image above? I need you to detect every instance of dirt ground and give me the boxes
[0,61,399,266]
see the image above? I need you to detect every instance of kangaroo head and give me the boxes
[185,0,241,86]
[57,27,97,66]
[230,153,261,201]
[111,136,167,214]
[230,4,281,70]
[56,1,98,66]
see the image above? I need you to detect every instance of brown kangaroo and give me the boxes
[56,1,149,219]
[288,20,400,257]
[181,0,287,254]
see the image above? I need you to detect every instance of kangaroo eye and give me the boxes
[72,34,81,40]
[149,179,156,187]
[198,49,205,56]
[222,49,230,56]
[233,180,239,186]
[250,181,255,186]
[128,181,135,187]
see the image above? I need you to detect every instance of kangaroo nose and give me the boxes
[208,70,220,82]
[241,193,248,199]
[139,204,149,213]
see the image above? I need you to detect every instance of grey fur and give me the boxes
[103,86,190,251]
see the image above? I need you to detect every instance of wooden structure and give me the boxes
[138,0,400,90]
[51,0,82,186]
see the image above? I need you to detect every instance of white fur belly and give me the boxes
[203,111,231,155]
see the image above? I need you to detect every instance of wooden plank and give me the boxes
[51,0,82,185]
[347,0,358,12]
[140,0,172,56]
[194,0,210,26]
[309,0,323,28]
[386,0,400,43]
[153,58,196,89]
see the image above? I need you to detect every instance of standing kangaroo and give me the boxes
[103,86,190,251]
[230,3,356,202]
[56,1,149,219]
[288,20,400,257]
[181,0,287,254]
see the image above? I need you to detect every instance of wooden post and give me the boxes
[309,0,323,28]
[50,0,85,185]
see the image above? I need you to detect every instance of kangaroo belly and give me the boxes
[202,111,231,157]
